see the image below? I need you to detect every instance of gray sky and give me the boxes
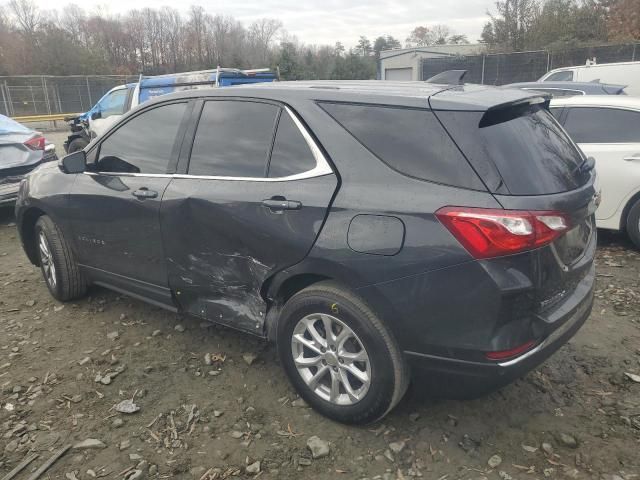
[45,0,492,47]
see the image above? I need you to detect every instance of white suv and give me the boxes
[550,95,640,247]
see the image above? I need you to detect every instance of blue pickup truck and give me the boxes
[64,68,278,152]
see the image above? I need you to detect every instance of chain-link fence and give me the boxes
[422,42,640,85]
[0,75,138,117]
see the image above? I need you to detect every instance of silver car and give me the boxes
[0,115,56,205]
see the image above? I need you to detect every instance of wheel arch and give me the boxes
[20,206,48,266]
[619,189,640,231]
[263,272,332,342]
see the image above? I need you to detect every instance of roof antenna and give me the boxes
[425,70,467,85]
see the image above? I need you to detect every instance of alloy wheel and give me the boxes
[291,313,371,405]
[39,232,56,289]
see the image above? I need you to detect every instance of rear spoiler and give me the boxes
[479,96,550,128]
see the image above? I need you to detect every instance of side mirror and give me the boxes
[60,150,86,174]
[91,110,102,120]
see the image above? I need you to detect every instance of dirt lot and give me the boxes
[0,137,639,480]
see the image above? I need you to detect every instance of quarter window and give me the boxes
[320,102,484,190]
[268,111,317,178]
[564,107,640,143]
[97,102,187,174]
[188,100,279,177]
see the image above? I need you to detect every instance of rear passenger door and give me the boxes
[160,99,338,332]
[561,106,640,223]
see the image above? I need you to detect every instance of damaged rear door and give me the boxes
[160,98,337,333]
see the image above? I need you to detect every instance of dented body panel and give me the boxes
[160,174,338,332]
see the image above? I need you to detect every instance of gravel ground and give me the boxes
[0,137,639,479]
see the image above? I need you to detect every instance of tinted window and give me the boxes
[268,111,316,178]
[436,105,589,195]
[320,103,484,190]
[189,101,279,177]
[564,107,640,143]
[97,102,187,174]
[546,71,574,81]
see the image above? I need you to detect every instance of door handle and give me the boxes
[623,154,640,162]
[132,188,158,199]
[262,198,302,211]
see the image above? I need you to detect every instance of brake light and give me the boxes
[435,207,570,259]
[24,135,46,151]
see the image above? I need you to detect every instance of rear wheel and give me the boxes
[277,281,408,424]
[626,198,640,249]
[35,216,87,301]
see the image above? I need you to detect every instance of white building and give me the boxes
[378,44,487,81]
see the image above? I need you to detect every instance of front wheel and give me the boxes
[626,198,640,249]
[35,216,87,301]
[277,281,408,424]
[67,137,89,153]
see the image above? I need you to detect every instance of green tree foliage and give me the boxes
[480,0,616,51]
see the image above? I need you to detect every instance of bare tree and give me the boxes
[249,18,282,62]
[9,0,40,36]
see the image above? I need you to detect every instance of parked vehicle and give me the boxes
[64,68,278,153]
[550,95,640,247]
[539,61,640,96]
[503,80,627,97]
[16,81,597,424]
[0,114,56,206]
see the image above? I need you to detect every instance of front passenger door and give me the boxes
[69,101,190,306]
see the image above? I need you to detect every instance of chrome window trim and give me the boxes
[89,105,333,182]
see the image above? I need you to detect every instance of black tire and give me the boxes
[277,281,409,424]
[67,137,88,153]
[35,215,87,301]
[626,198,640,249]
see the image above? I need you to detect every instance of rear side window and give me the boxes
[189,100,279,177]
[564,107,640,143]
[268,111,316,178]
[436,105,589,195]
[319,102,484,190]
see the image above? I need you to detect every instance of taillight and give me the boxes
[24,135,46,151]
[435,207,570,259]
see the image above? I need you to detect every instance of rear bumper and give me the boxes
[405,265,594,397]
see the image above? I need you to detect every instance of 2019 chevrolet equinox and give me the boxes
[16,81,597,424]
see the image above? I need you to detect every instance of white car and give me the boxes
[540,61,640,96]
[550,96,640,247]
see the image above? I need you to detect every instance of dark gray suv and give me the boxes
[15,81,597,424]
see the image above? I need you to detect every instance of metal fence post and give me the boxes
[86,76,92,106]
[547,51,551,72]
[481,54,486,84]
[42,76,52,115]
[1,84,7,116]
[633,43,637,62]
[5,81,14,116]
